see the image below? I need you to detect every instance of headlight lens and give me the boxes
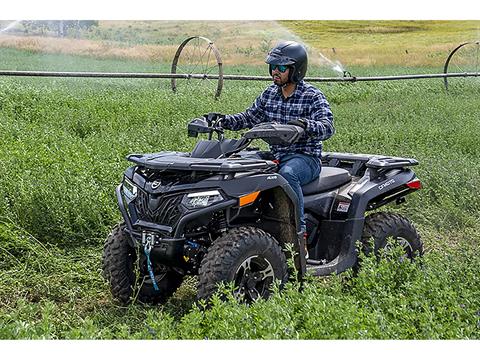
[122,178,138,201]
[182,190,224,209]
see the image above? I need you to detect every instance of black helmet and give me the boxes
[265,41,308,83]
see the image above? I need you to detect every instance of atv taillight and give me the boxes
[406,179,422,190]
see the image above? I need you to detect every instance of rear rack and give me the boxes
[322,152,418,176]
[366,156,418,170]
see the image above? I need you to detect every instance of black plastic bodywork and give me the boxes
[117,148,306,273]
[303,152,419,275]
[243,123,304,146]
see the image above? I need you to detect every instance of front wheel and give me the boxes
[197,227,288,303]
[360,212,423,261]
[102,223,184,305]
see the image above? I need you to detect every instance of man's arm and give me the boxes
[302,92,335,140]
[221,91,267,131]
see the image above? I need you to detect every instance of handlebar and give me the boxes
[188,116,224,140]
[188,117,305,146]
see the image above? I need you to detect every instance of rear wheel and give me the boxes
[102,223,183,305]
[360,212,423,261]
[197,227,288,303]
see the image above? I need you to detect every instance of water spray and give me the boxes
[315,51,347,76]
[0,20,21,34]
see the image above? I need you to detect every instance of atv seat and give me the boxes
[302,167,352,195]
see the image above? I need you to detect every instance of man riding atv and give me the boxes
[208,41,335,257]
[102,41,423,305]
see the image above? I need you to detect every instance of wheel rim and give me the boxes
[383,236,413,260]
[443,41,480,91]
[233,255,275,302]
[171,36,223,99]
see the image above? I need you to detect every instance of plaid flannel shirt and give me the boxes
[222,80,335,160]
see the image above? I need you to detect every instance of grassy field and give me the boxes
[0,21,480,339]
[281,20,480,67]
[1,20,479,70]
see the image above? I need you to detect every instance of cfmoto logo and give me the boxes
[378,179,395,190]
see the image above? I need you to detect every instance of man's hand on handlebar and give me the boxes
[203,112,225,127]
[287,119,307,129]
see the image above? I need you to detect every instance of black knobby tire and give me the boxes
[361,212,423,261]
[102,223,183,305]
[102,224,136,304]
[197,226,288,303]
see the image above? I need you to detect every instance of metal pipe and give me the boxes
[316,72,480,83]
[220,73,480,82]
[0,70,191,79]
[0,70,478,82]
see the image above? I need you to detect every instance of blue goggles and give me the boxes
[269,64,289,73]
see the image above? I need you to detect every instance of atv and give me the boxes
[102,115,423,304]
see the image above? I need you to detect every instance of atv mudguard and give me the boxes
[306,166,418,276]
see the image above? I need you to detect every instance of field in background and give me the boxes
[0,21,298,66]
[0,20,479,72]
[282,20,480,67]
[0,21,479,339]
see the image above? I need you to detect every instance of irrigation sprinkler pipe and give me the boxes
[0,70,194,79]
[0,70,478,82]
[307,72,480,83]
[223,72,480,82]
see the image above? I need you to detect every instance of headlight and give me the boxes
[182,190,224,209]
[122,178,138,201]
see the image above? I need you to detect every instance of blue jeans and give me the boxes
[278,154,321,232]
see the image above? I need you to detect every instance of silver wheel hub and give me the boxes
[383,236,413,261]
[233,255,275,302]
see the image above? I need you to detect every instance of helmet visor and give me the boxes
[265,52,296,66]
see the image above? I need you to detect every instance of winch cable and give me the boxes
[143,236,160,291]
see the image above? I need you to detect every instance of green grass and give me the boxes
[281,20,480,68]
[0,47,172,72]
[1,220,478,339]
[281,20,480,44]
[0,46,479,339]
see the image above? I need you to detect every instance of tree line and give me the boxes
[21,21,99,37]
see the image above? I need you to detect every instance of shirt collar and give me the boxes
[293,80,306,97]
